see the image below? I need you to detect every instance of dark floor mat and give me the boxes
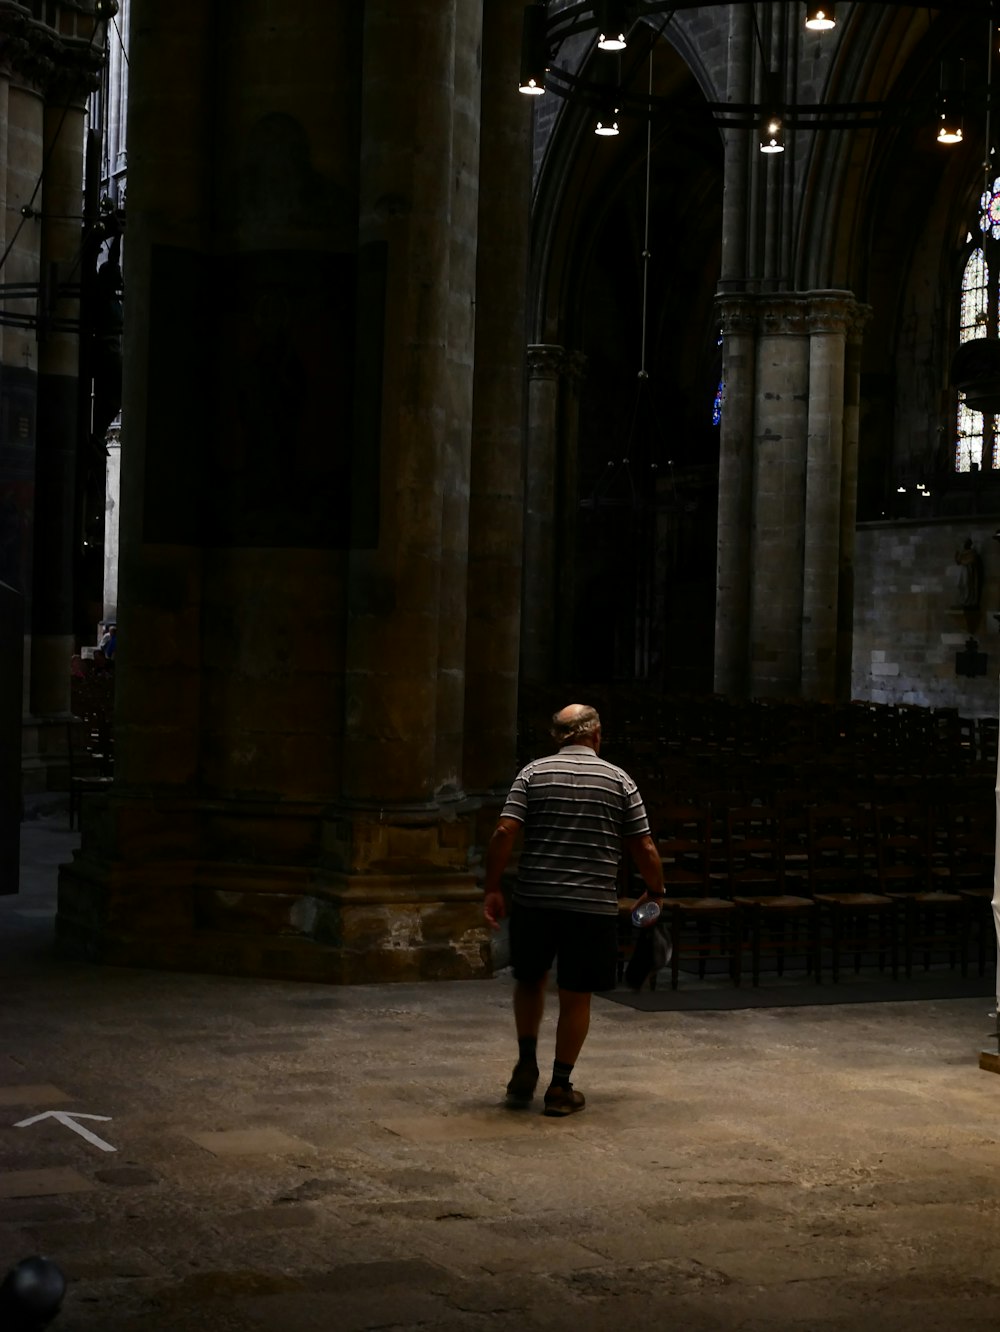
[599,965,998,1011]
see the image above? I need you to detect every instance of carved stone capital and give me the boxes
[715,296,759,339]
[0,2,102,98]
[757,296,812,338]
[804,291,873,338]
[846,301,873,344]
[526,343,587,382]
[715,291,872,343]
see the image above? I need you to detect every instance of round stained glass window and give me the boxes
[980,176,1000,238]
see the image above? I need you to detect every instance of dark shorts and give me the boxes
[509,903,618,993]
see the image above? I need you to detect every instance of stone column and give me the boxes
[343,0,454,805]
[110,0,213,798]
[714,297,757,696]
[31,93,87,719]
[801,295,849,701]
[522,344,585,683]
[749,298,810,698]
[325,0,487,981]
[59,1,488,984]
[435,0,482,800]
[555,350,586,681]
[718,4,753,295]
[464,0,531,799]
[102,425,120,623]
[0,68,42,722]
[837,305,870,701]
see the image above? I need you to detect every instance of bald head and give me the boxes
[550,703,601,749]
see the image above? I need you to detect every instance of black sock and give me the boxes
[551,1058,574,1088]
[517,1035,538,1067]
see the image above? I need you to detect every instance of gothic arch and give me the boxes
[526,27,724,684]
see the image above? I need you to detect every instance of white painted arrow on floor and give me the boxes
[15,1111,117,1152]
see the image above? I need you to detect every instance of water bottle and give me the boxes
[631,898,662,929]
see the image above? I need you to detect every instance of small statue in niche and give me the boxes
[954,538,983,610]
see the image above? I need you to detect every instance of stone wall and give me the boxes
[852,519,1000,717]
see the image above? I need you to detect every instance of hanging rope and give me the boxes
[111,13,129,68]
[639,49,653,381]
[985,10,994,201]
[589,13,677,513]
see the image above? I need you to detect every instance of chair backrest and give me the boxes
[944,798,996,891]
[806,803,868,892]
[657,804,712,893]
[67,715,115,779]
[873,801,932,893]
[725,804,784,894]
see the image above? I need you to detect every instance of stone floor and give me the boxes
[3,808,1000,1331]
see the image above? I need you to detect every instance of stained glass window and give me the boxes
[955,246,998,471]
[980,177,1000,240]
[712,381,723,426]
[711,330,723,426]
[959,247,988,341]
[956,397,984,473]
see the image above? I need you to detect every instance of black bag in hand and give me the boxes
[624,920,671,991]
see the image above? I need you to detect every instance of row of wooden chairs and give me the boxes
[645,799,995,891]
[619,799,994,988]
[520,688,999,775]
[515,687,996,991]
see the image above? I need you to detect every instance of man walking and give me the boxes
[483,703,664,1116]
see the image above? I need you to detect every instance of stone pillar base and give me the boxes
[56,796,492,984]
[21,716,73,795]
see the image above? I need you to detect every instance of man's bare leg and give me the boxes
[543,989,591,1117]
[506,977,546,1103]
[513,976,547,1039]
[554,988,591,1066]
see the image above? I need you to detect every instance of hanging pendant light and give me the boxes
[804,3,835,32]
[937,59,965,144]
[759,112,785,154]
[518,3,548,96]
[595,102,621,137]
[938,111,964,144]
[597,0,628,51]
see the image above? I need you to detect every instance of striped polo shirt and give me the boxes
[502,744,650,916]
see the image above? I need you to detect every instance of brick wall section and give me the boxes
[852,519,1000,716]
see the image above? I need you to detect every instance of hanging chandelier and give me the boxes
[518,1,995,152]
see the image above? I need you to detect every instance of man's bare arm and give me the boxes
[625,832,664,900]
[483,816,522,930]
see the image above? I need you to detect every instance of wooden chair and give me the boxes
[873,801,934,894]
[888,888,969,978]
[942,798,995,895]
[725,804,819,986]
[941,793,996,975]
[956,886,997,976]
[806,803,897,983]
[874,801,969,978]
[67,715,115,831]
[657,897,742,989]
[67,658,116,831]
[725,804,785,896]
[775,787,811,892]
[656,805,742,989]
[657,804,714,894]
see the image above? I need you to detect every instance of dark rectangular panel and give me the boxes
[0,580,23,894]
[145,246,383,549]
